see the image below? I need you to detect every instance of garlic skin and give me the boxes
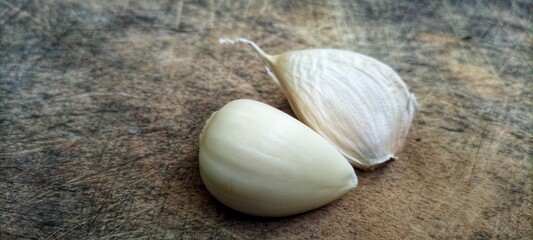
[199,99,357,217]
[220,39,416,170]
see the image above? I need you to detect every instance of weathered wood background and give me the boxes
[1,0,531,239]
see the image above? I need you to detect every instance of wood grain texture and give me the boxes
[1,0,531,239]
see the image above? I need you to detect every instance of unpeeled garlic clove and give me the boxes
[199,99,357,217]
[220,39,416,170]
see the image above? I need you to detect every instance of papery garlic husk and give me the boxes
[199,99,357,217]
[220,38,417,170]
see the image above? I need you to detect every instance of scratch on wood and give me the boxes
[175,0,184,30]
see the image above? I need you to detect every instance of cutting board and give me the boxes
[1,1,531,239]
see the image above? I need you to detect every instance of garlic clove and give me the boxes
[199,99,357,217]
[220,39,416,170]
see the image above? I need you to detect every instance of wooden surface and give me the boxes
[1,0,532,239]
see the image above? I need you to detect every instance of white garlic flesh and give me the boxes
[199,99,357,217]
[220,39,417,170]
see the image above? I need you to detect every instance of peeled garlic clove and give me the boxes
[220,39,416,170]
[199,99,357,217]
